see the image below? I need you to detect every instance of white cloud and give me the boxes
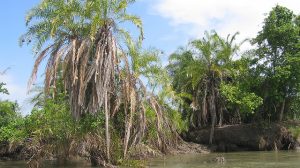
[153,0,300,44]
[0,73,32,115]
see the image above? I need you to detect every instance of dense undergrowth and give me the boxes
[0,86,185,166]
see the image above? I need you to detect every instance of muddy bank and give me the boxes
[0,142,32,160]
[0,140,210,166]
[3,123,298,164]
[185,123,299,152]
[128,141,210,160]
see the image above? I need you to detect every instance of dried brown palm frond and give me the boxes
[24,0,180,166]
[29,24,118,160]
[29,24,179,162]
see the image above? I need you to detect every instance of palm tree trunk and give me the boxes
[202,81,208,125]
[104,92,110,161]
[123,90,135,158]
[209,87,216,145]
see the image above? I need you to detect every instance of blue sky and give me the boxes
[0,0,39,114]
[0,0,299,115]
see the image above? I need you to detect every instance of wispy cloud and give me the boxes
[153,0,300,42]
[0,73,32,115]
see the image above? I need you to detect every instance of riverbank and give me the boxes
[0,139,210,167]
[2,151,300,168]
[1,122,300,166]
[185,122,300,152]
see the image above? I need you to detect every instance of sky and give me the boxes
[0,0,299,115]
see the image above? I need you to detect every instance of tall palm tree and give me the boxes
[168,31,243,144]
[22,0,178,163]
[21,0,140,162]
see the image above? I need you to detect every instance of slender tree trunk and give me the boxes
[124,104,134,158]
[273,103,277,121]
[209,87,216,145]
[189,112,196,129]
[235,106,241,124]
[124,88,136,158]
[202,82,208,125]
[279,98,286,122]
[105,117,110,161]
[196,110,202,128]
[237,109,241,124]
[104,93,110,161]
[219,106,223,127]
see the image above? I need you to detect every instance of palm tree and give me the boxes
[22,0,178,163]
[21,0,141,162]
[168,31,243,144]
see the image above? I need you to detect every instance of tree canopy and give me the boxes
[251,5,300,121]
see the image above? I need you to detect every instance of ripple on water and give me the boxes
[146,151,300,168]
[1,151,300,168]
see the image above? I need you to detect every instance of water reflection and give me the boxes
[147,151,300,168]
[1,151,300,168]
[0,159,94,168]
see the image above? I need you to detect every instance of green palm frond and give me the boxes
[22,0,180,162]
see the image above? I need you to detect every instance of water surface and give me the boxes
[1,151,300,167]
[147,151,300,168]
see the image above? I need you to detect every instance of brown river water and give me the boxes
[1,151,300,167]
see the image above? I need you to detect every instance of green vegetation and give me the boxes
[288,126,300,139]
[168,5,300,130]
[1,2,300,167]
[252,5,300,122]
[0,100,24,143]
[0,83,9,95]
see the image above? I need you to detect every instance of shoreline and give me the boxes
[1,122,300,166]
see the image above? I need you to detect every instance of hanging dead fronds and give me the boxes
[24,0,180,164]
[28,24,179,163]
